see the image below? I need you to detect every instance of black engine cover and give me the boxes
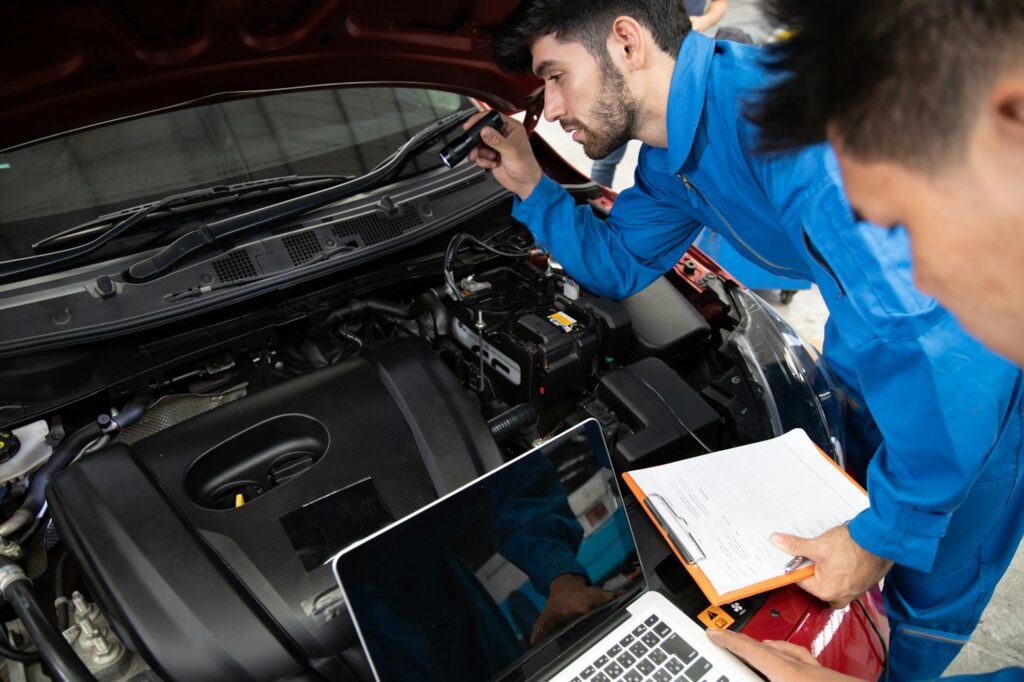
[47,337,502,681]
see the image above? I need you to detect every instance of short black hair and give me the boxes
[749,0,1024,168]
[493,0,691,74]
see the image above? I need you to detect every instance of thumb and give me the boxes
[480,126,504,148]
[771,532,816,559]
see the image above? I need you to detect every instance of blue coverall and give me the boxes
[511,31,1024,681]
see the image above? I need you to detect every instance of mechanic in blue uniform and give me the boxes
[702,1,1024,680]
[465,1,1024,679]
[590,0,728,187]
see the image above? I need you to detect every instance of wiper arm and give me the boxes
[0,175,350,284]
[127,108,477,282]
[32,175,352,253]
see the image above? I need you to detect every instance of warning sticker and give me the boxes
[697,606,735,630]
[547,311,578,332]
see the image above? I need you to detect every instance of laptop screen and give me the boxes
[333,419,645,682]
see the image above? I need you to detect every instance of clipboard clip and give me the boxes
[643,494,706,565]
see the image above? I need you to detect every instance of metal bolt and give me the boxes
[79,619,98,637]
[73,592,89,616]
[731,376,741,385]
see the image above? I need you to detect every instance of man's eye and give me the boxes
[549,74,561,84]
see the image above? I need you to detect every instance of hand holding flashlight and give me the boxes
[458,111,543,201]
[439,110,504,168]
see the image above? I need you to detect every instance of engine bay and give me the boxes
[0,219,796,681]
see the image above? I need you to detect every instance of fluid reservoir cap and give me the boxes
[0,431,20,463]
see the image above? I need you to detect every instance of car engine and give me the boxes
[0,225,790,681]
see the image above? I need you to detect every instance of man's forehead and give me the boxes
[531,35,592,76]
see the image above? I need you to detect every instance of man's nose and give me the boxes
[543,88,565,123]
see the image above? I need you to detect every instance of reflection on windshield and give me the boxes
[337,430,643,682]
[0,87,470,261]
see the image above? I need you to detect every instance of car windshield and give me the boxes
[0,87,475,261]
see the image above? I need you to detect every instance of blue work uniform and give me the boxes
[511,31,1024,680]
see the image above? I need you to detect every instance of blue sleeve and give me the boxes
[511,149,702,300]
[796,175,1024,572]
[941,669,1024,682]
[485,455,587,596]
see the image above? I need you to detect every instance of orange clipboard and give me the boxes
[621,442,868,606]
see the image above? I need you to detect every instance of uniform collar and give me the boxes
[665,31,716,174]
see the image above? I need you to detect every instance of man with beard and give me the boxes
[464,1,1023,680]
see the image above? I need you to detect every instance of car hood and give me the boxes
[0,0,537,151]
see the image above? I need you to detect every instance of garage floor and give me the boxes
[533,16,1024,664]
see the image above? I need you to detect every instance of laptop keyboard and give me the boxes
[567,615,727,682]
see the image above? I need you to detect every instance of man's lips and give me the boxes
[562,121,585,142]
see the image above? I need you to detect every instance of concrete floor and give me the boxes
[530,4,1024,667]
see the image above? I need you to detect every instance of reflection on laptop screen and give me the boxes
[333,420,644,682]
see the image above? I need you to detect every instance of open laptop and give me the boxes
[332,419,758,682]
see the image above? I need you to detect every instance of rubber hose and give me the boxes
[329,299,415,323]
[0,624,41,664]
[109,392,149,431]
[0,637,41,664]
[0,393,150,538]
[487,403,538,443]
[415,289,450,339]
[54,553,71,631]
[0,422,102,538]
[0,557,93,681]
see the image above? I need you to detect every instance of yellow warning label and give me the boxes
[697,606,735,630]
[547,311,578,332]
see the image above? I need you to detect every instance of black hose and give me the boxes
[1,392,150,538]
[15,513,45,546]
[0,421,104,537]
[328,298,416,323]
[0,623,41,664]
[0,556,93,681]
[487,404,538,443]
[109,392,149,431]
[54,553,71,631]
[416,289,450,339]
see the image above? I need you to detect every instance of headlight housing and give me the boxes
[726,288,846,465]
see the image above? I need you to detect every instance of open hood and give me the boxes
[0,0,538,150]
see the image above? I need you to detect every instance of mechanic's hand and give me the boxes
[772,525,893,608]
[464,111,543,201]
[706,630,858,682]
[529,574,614,645]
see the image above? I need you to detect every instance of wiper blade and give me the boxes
[127,108,477,282]
[0,175,351,284]
[32,175,352,253]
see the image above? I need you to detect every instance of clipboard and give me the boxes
[622,434,868,606]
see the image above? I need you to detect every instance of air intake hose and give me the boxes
[487,403,538,443]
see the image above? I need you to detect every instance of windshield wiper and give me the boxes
[32,175,352,253]
[126,108,477,282]
[0,175,351,284]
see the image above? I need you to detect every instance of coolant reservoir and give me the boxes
[0,420,51,484]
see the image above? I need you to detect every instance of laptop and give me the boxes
[332,419,758,682]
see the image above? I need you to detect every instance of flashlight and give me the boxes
[439,111,504,169]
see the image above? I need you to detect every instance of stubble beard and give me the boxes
[582,59,639,160]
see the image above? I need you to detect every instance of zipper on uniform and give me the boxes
[679,174,799,276]
[801,228,846,295]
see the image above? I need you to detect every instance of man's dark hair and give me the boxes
[749,0,1024,168]
[493,0,691,74]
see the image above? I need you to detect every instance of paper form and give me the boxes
[626,429,868,595]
